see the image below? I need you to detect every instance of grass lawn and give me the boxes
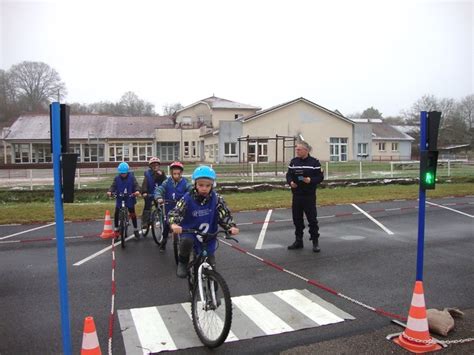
[0,183,472,225]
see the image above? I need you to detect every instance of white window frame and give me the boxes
[224,142,237,156]
[378,142,386,152]
[329,137,348,162]
[391,142,399,152]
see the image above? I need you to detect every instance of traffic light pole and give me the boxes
[51,102,72,354]
[416,111,428,281]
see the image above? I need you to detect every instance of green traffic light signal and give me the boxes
[423,171,435,186]
[420,150,438,190]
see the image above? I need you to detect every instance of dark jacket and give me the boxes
[286,154,324,196]
[141,169,166,195]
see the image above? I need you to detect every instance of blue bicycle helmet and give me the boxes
[117,162,129,174]
[192,165,216,181]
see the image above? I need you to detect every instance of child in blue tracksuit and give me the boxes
[154,161,192,251]
[169,165,239,278]
[107,162,141,239]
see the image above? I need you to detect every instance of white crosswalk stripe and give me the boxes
[118,289,354,353]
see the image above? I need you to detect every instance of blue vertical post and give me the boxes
[51,102,72,354]
[416,111,428,281]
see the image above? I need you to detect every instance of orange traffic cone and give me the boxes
[100,210,115,239]
[81,316,102,355]
[393,281,442,353]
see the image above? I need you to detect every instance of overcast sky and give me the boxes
[1,0,472,116]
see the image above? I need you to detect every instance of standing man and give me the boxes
[286,141,324,252]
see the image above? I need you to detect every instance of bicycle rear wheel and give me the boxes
[191,269,232,348]
[151,209,164,245]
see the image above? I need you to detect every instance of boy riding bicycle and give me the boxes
[169,165,239,278]
[107,162,141,239]
[154,161,192,251]
[141,157,166,229]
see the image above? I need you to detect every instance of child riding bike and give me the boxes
[107,162,141,239]
[141,157,166,230]
[154,161,192,251]
[169,165,239,278]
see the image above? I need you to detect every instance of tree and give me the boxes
[162,102,183,116]
[9,61,67,112]
[361,106,383,119]
[118,91,155,116]
[459,94,474,129]
[401,94,438,124]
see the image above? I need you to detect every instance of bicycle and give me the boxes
[112,191,134,249]
[142,200,165,246]
[180,228,238,348]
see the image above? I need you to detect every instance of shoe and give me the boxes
[134,230,140,239]
[114,230,120,240]
[177,262,188,278]
[288,241,303,250]
[159,243,166,253]
[312,239,321,253]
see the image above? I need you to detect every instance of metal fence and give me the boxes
[0,160,472,190]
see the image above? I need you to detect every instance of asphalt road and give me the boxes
[0,195,473,354]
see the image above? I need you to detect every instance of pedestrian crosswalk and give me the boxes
[117,288,354,354]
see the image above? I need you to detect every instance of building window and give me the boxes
[191,141,197,157]
[378,142,386,151]
[32,144,52,163]
[224,142,237,156]
[391,142,399,152]
[357,143,368,157]
[184,141,190,157]
[157,142,179,161]
[109,144,125,162]
[234,114,243,119]
[131,143,153,161]
[83,144,105,162]
[70,144,81,161]
[329,137,348,162]
[248,140,268,162]
[14,143,30,163]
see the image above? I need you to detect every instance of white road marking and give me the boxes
[256,209,272,249]
[131,307,177,352]
[73,235,135,266]
[232,295,293,334]
[274,289,344,325]
[426,201,474,218]
[0,222,56,241]
[351,204,394,235]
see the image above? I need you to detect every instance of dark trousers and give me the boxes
[141,197,155,225]
[114,207,137,229]
[292,194,319,242]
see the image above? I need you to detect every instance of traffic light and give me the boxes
[420,150,438,190]
[419,111,441,191]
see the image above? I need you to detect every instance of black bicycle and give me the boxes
[113,191,133,249]
[180,229,238,348]
[142,201,165,245]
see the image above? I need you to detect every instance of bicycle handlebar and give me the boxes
[181,229,239,243]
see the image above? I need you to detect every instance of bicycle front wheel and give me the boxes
[191,269,232,348]
[120,214,127,249]
[151,210,164,245]
[173,233,179,264]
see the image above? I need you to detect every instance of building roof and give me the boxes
[392,125,419,134]
[371,123,414,141]
[239,97,353,124]
[4,114,174,141]
[176,96,260,113]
